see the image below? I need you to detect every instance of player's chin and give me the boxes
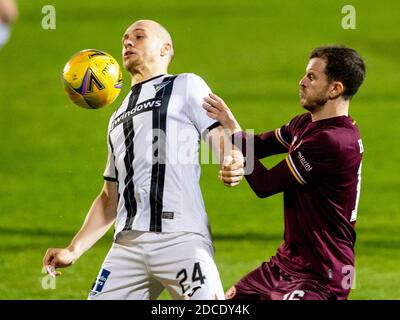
[123,58,139,72]
[300,100,314,111]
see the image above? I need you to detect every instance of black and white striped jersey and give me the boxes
[103,73,219,237]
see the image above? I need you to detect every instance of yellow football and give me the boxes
[62,49,122,109]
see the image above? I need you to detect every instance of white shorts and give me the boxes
[88,231,225,300]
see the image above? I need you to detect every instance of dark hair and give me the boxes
[310,45,366,100]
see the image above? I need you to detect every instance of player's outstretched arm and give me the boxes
[204,93,290,159]
[43,180,118,277]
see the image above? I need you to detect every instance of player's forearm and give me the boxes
[244,159,281,198]
[208,126,243,166]
[67,191,117,259]
[232,130,288,159]
[233,131,296,197]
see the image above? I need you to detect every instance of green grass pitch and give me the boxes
[0,0,399,299]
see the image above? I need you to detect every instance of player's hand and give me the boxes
[203,93,242,133]
[43,247,78,277]
[219,154,245,187]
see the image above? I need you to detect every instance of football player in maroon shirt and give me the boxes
[203,45,366,300]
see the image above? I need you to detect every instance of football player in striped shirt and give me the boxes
[43,19,244,300]
[203,46,366,300]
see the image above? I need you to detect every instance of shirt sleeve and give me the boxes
[186,73,220,140]
[103,115,118,182]
[285,131,339,185]
[252,129,290,159]
[274,123,292,149]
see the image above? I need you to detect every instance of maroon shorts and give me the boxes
[226,260,335,300]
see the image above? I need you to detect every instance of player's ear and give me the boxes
[160,43,172,57]
[328,81,344,99]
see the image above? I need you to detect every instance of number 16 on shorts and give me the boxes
[176,262,205,297]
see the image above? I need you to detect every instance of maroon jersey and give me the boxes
[234,113,363,299]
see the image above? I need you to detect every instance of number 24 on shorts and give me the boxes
[176,262,206,297]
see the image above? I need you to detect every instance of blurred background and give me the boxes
[0,0,399,299]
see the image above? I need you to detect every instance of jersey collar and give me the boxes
[131,74,167,91]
